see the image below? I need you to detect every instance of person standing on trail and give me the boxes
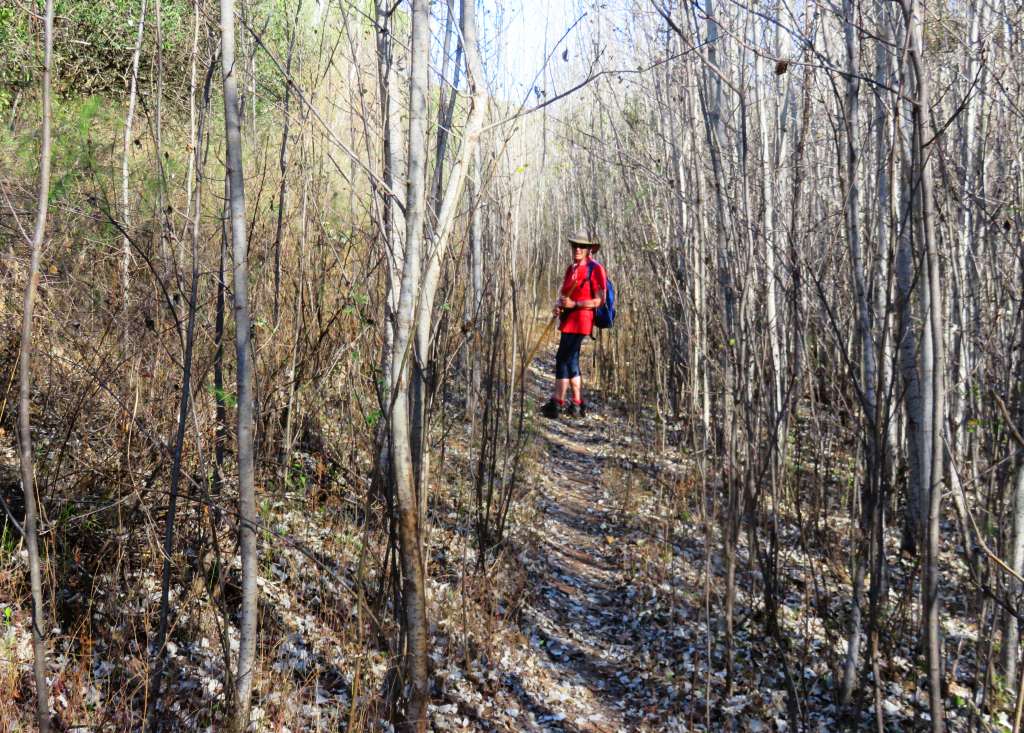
[541,233,607,419]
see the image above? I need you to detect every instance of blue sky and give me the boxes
[482,0,581,95]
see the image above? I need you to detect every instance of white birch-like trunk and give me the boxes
[410,0,489,511]
[840,0,881,703]
[1004,460,1024,692]
[120,0,148,305]
[17,1,55,729]
[894,16,928,552]
[902,1,947,726]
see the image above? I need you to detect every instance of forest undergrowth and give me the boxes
[0,334,1002,731]
[3,0,1024,729]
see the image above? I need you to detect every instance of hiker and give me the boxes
[541,233,607,419]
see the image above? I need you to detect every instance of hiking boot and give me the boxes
[578,402,588,418]
[565,402,578,418]
[540,398,561,419]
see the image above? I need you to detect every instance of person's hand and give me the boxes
[552,305,561,316]
[558,296,575,308]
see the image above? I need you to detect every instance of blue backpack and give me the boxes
[586,260,616,329]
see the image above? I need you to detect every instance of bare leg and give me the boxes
[555,378,570,402]
[570,376,582,403]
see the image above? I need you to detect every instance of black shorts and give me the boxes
[554,332,586,379]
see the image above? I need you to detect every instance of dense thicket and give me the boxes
[1,0,1023,730]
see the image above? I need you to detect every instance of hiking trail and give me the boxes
[432,345,699,732]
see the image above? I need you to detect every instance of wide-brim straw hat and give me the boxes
[567,233,601,253]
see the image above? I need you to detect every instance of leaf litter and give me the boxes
[0,348,1009,731]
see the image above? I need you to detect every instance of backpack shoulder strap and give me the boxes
[585,260,597,298]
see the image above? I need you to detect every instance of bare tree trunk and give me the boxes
[757,24,787,458]
[873,0,898,506]
[866,3,897,716]
[17,1,55,730]
[272,0,303,327]
[213,173,229,500]
[121,0,148,305]
[411,0,488,518]
[428,0,462,217]
[1005,460,1024,691]
[948,0,987,565]
[902,1,947,727]
[147,52,211,729]
[184,0,200,222]
[372,0,405,553]
[154,0,168,265]
[281,164,309,487]
[467,147,484,432]
[1003,237,1024,693]
[390,0,431,727]
[840,0,880,704]
[704,0,739,696]
[375,0,406,405]
[388,0,488,723]
[894,13,927,552]
[220,0,260,726]
[951,0,984,487]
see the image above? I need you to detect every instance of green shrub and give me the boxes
[0,0,193,100]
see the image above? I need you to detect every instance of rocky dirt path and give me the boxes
[432,348,696,732]
[499,353,684,732]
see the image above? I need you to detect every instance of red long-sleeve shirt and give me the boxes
[559,258,607,335]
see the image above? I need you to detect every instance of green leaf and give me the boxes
[206,384,238,409]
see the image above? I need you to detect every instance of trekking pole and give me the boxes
[519,275,589,384]
[519,312,559,383]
